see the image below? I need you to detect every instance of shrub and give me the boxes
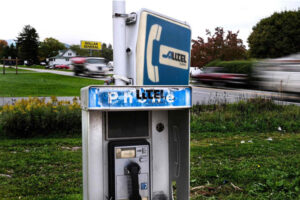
[191,98,300,134]
[206,60,256,75]
[0,97,81,138]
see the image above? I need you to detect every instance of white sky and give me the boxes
[0,0,299,48]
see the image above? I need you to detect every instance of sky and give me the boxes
[0,0,299,48]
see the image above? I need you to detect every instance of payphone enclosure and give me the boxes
[81,86,191,200]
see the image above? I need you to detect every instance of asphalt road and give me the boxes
[0,65,111,81]
[192,85,300,106]
[1,65,300,106]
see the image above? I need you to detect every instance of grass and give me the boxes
[191,98,300,134]
[0,67,32,73]
[0,133,299,200]
[0,70,104,97]
[190,132,300,200]
[0,99,299,199]
[19,65,72,72]
[0,138,82,200]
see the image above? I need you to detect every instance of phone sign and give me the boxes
[136,11,191,85]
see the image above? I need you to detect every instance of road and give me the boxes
[1,86,300,106]
[192,85,300,105]
[0,65,111,81]
[1,65,300,106]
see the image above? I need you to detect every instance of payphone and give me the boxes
[108,140,150,200]
[81,86,191,200]
[81,1,192,199]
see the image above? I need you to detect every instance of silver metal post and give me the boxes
[113,0,127,85]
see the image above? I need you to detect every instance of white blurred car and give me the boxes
[190,67,203,77]
[253,54,300,93]
[71,57,110,76]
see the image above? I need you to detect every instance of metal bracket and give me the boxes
[113,13,128,18]
[126,12,137,25]
[113,74,133,85]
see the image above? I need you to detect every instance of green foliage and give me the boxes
[39,38,66,61]
[191,98,300,134]
[206,60,256,75]
[0,138,82,199]
[190,132,300,200]
[70,43,113,61]
[0,97,81,138]
[248,10,300,58]
[0,70,104,97]
[1,44,18,59]
[16,25,40,64]
[0,39,8,58]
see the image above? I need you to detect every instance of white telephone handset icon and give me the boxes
[146,24,162,82]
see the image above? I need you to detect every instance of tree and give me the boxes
[101,43,113,61]
[16,25,39,64]
[70,42,113,61]
[2,44,18,59]
[39,37,66,61]
[0,40,8,58]
[248,10,300,58]
[191,27,246,68]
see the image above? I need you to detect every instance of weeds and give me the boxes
[0,97,81,138]
[191,98,300,134]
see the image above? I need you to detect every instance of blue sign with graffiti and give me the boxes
[140,12,191,85]
[88,87,191,110]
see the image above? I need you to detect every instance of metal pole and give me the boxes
[113,0,126,85]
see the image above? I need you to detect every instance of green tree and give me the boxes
[191,27,246,68]
[16,25,39,64]
[0,40,8,58]
[70,42,113,61]
[39,37,66,61]
[2,44,18,59]
[70,45,89,57]
[248,10,300,58]
[101,43,113,61]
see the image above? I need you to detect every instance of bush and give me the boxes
[191,98,300,134]
[0,97,81,138]
[206,60,256,75]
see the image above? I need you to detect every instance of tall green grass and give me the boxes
[191,98,300,135]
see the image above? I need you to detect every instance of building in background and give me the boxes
[48,49,77,67]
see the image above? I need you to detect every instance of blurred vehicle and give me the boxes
[107,61,114,71]
[46,64,55,69]
[55,64,70,69]
[191,66,247,86]
[190,67,203,77]
[40,62,46,66]
[253,54,300,94]
[71,57,110,76]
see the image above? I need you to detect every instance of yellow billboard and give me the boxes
[80,41,102,50]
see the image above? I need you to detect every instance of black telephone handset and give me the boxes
[127,162,142,200]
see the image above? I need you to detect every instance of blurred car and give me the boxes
[71,57,110,76]
[55,64,70,69]
[191,67,247,86]
[107,61,114,71]
[253,54,300,93]
[46,64,55,69]
[190,67,203,77]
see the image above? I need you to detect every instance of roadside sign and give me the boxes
[80,41,102,50]
[83,86,192,110]
[136,10,191,85]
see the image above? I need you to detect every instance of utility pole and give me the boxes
[113,0,127,85]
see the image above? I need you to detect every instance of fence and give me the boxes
[1,57,20,75]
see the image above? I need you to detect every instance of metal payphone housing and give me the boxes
[81,86,191,200]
